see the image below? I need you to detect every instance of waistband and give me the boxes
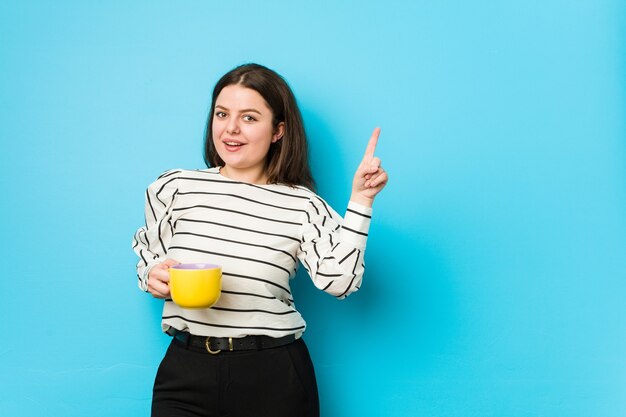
[168,328,296,354]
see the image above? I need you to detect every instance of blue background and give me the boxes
[1,1,625,416]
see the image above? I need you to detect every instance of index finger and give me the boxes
[364,127,381,159]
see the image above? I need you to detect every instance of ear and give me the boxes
[272,122,285,143]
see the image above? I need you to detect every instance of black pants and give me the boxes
[152,337,320,417]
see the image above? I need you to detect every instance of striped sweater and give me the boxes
[132,167,372,338]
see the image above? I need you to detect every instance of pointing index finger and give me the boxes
[364,127,381,159]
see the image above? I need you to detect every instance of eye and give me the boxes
[215,111,227,118]
[243,115,257,122]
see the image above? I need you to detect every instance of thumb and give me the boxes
[161,258,181,268]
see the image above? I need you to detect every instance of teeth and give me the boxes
[225,142,242,146]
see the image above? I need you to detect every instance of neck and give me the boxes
[219,166,268,185]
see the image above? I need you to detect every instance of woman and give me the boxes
[133,63,388,417]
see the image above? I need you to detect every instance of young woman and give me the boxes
[133,63,388,417]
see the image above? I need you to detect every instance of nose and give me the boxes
[226,117,240,134]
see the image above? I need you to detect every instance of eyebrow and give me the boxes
[215,105,262,115]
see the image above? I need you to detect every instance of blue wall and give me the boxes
[1,1,625,416]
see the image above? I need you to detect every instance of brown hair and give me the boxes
[204,63,315,190]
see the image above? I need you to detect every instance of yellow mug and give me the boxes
[168,263,222,309]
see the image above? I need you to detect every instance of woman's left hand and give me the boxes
[350,127,388,207]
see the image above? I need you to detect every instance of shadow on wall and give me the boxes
[297,107,463,373]
[292,216,463,409]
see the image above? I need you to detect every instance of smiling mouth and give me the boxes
[222,140,245,151]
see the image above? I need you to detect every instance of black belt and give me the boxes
[168,329,296,354]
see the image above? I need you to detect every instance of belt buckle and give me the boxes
[205,336,234,354]
[205,337,221,354]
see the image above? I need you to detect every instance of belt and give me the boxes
[168,329,296,354]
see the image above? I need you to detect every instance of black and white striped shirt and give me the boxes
[132,167,372,338]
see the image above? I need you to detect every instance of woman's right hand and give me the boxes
[147,259,180,298]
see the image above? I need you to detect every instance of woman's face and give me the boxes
[212,84,284,183]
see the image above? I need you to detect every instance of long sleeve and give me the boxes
[132,170,180,291]
[297,197,373,299]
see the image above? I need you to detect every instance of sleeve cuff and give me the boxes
[139,262,159,292]
[340,201,373,249]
